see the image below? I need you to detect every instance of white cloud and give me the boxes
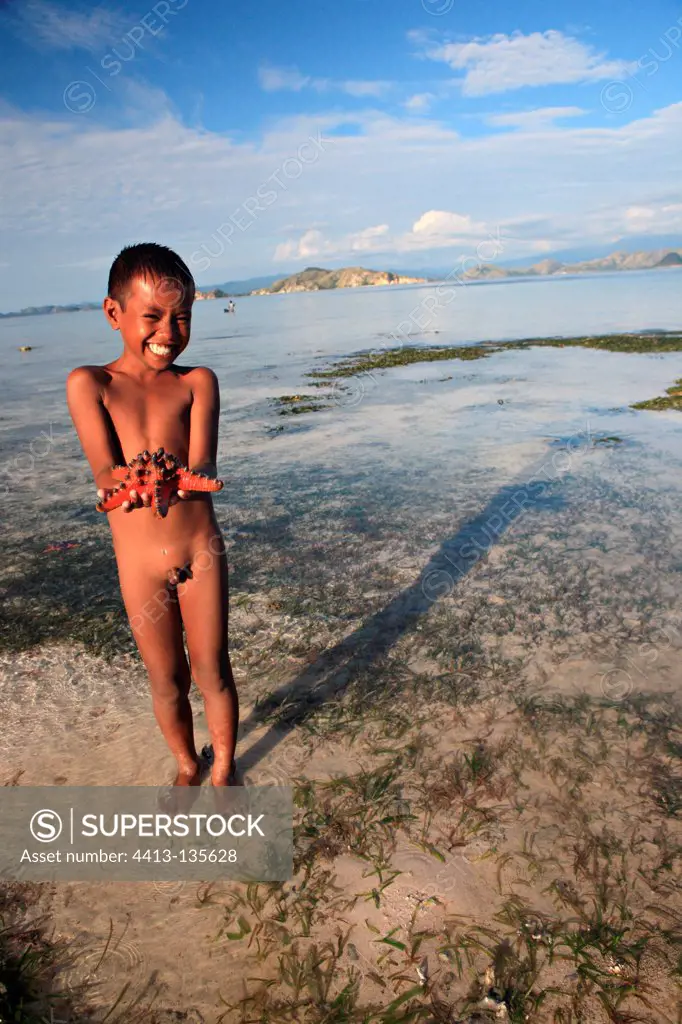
[405,93,435,113]
[349,223,390,249]
[411,210,485,238]
[419,30,632,95]
[5,0,124,52]
[341,80,392,98]
[258,63,391,98]
[486,106,587,129]
[620,202,682,234]
[274,224,390,262]
[274,229,326,262]
[276,211,512,262]
[2,96,682,305]
[272,193,682,267]
[529,239,555,253]
[118,79,178,125]
[258,64,310,92]
[396,211,503,254]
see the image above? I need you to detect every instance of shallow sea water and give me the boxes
[2,271,682,1022]
[0,269,681,735]
[2,270,682,704]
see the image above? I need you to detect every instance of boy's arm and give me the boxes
[187,367,221,477]
[66,367,122,493]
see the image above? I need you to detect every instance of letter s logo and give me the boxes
[30,809,63,843]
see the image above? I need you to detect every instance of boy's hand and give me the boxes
[174,463,221,504]
[96,484,145,513]
[96,469,154,513]
[95,481,189,512]
[96,472,123,509]
[96,485,179,512]
[123,487,153,512]
[95,455,221,515]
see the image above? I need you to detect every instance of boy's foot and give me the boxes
[211,759,242,786]
[173,764,201,786]
[201,744,241,786]
[157,767,201,814]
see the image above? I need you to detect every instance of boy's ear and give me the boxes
[103,296,121,330]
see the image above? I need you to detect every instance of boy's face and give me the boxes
[103,274,193,368]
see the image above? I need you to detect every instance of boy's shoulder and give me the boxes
[66,364,113,396]
[175,365,219,389]
[66,364,219,401]
[67,363,111,380]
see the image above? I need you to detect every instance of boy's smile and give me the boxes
[103,274,193,369]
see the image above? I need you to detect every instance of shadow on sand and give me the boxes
[238,470,567,774]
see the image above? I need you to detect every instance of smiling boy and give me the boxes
[66,243,239,786]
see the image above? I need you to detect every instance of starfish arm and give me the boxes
[153,480,174,519]
[96,485,130,513]
[177,469,224,493]
[110,465,131,482]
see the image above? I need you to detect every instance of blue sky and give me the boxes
[1,0,681,306]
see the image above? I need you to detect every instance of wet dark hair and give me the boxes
[107,243,195,308]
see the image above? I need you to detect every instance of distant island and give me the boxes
[0,288,235,319]
[194,288,229,300]
[466,247,682,281]
[248,250,682,295]
[250,266,427,295]
[1,248,680,318]
[0,302,101,319]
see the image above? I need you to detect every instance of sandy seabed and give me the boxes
[1,345,682,1022]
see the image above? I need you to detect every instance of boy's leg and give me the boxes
[178,538,239,786]
[118,561,200,784]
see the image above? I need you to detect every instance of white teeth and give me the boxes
[148,343,173,356]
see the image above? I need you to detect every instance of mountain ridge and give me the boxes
[1,247,680,317]
[466,247,682,281]
[250,266,426,294]
[249,248,682,295]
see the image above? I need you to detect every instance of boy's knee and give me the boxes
[150,672,190,702]
[192,664,227,695]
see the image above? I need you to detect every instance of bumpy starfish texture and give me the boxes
[96,447,223,519]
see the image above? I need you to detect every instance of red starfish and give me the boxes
[96,447,223,519]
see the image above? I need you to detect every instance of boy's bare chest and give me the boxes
[103,377,192,441]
